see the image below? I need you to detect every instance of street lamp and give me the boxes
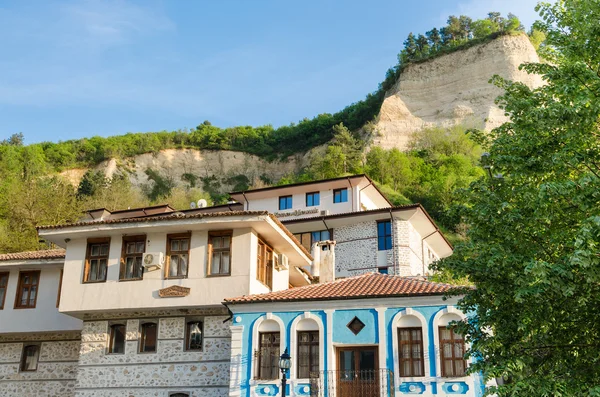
[279,348,291,396]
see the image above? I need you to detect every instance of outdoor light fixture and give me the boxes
[279,348,291,396]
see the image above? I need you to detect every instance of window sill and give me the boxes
[82,279,107,284]
[206,273,231,278]
[164,276,188,280]
[106,352,125,355]
[13,306,36,310]
[119,278,143,282]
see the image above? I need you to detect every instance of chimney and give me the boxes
[311,240,336,283]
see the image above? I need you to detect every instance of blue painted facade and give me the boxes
[227,301,485,397]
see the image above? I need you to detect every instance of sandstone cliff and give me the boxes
[371,33,543,150]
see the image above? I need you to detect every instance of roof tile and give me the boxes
[0,249,66,262]
[224,273,457,304]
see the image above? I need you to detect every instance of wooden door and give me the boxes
[336,347,379,397]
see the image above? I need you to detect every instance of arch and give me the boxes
[391,308,430,382]
[289,312,325,380]
[251,313,286,381]
[432,306,469,378]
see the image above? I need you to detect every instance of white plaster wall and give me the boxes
[0,331,80,397]
[75,314,230,397]
[0,266,82,333]
[59,229,256,314]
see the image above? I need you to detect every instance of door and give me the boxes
[337,347,379,397]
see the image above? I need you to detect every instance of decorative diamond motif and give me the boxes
[347,316,366,335]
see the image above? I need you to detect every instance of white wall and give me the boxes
[0,266,82,333]
[59,228,282,315]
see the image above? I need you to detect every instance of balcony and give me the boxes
[309,369,395,397]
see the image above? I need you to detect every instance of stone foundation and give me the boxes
[0,331,81,397]
[75,311,231,397]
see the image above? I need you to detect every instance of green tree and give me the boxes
[436,1,600,395]
[426,28,442,51]
[403,32,418,59]
[416,34,430,57]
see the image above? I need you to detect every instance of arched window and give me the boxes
[255,319,281,380]
[397,315,425,377]
[296,319,319,379]
[140,322,157,353]
[109,324,126,354]
[437,312,466,377]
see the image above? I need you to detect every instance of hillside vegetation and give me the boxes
[0,11,535,253]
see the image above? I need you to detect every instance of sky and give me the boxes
[0,0,541,144]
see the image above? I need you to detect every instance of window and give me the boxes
[108,324,126,354]
[439,327,467,377]
[140,322,157,353]
[84,238,110,282]
[20,344,40,371]
[257,239,273,289]
[56,269,63,308]
[120,235,145,280]
[305,192,320,207]
[0,272,8,309]
[15,271,40,309]
[377,220,392,251]
[398,328,425,377]
[169,394,189,397]
[185,320,203,351]
[279,195,293,210]
[255,332,280,380]
[166,233,190,279]
[333,188,348,203]
[207,231,232,276]
[297,331,319,379]
[293,230,332,252]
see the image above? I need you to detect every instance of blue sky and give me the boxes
[0,0,541,144]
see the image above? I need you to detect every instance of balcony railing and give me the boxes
[309,369,395,397]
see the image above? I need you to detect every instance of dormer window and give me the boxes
[279,195,293,210]
[333,188,348,203]
[306,192,320,207]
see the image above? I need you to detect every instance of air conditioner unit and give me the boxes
[142,252,164,270]
[320,210,330,216]
[275,253,289,271]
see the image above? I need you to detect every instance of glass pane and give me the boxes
[385,236,392,250]
[412,329,422,341]
[378,237,385,251]
[341,189,348,202]
[91,245,99,256]
[454,360,466,376]
[444,360,453,376]
[314,193,320,206]
[385,221,392,234]
[188,322,203,350]
[20,287,28,306]
[213,237,222,249]
[31,273,38,284]
[100,244,109,256]
[179,254,188,276]
[134,257,143,278]
[170,256,179,276]
[443,342,453,358]
[89,260,98,280]
[0,274,6,287]
[360,350,376,371]
[401,344,410,359]
[180,239,189,251]
[24,346,39,370]
[136,242,145,253]
[111,325,125,354]
[29,286,36,305]
[441,328,451,340]
[141,324,157,352]
[171,240,180,251]
[211,253,221,274]
[412,344,421,359]
[99,259,107,280]
[454,342,464,357]
[126,243,135,254]
[221,253,230,274]
[413,360,423,376]
[402,361,410,376]
[125,257,134,278]
[222,237,230,248]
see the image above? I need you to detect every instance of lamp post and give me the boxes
[279,348,291,396]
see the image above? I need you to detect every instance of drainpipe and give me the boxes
[421,230,438,277]
[346,177,354,212]
[358,180,373,211]
[241,192,249,210]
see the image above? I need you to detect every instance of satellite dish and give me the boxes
[198,199,208,208]
[190,201,197,209]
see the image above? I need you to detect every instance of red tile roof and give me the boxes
[0,249,66,262]
[224,273,457,304]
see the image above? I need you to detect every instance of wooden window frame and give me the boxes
[377,220,393,251]
[0,272,9,310]
[165,233,191,279]
[20,344,40,372]
[185,319,204,352]
[139,321,158,353]
[278,195,293,210]
[56,269,63,308]
[108,323,126,354]
[333,188,348,203]
[84,237,111,283]
[305,191,320,207]
[14,270,41,309]
[207,231,232,277]
[120,235,146,281]
[255,331,280,380]
[398,327,425,377]
[439,326,467,377]
[256,238,274,290]
[297,330,319,379]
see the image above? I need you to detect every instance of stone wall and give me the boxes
[75,311,231,397]
[334,219,424,277]
[0,331,81,397]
